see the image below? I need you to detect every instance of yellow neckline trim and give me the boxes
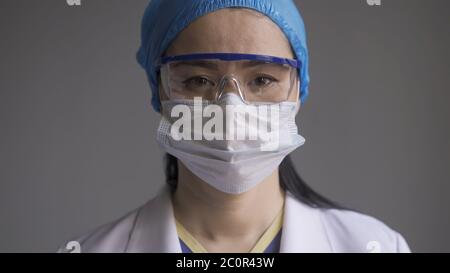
[175,208,284,253]
[175,218,208,253]
[249,208,284,253]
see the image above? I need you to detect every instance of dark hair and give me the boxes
[164,153,346,210]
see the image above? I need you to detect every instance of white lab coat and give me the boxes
[59,185,411,253]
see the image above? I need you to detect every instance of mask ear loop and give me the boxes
[215,75,249,104]
[159,64,172,101]
[294,79,302,114]
[284,67,301,114]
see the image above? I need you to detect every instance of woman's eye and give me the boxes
[252,76,277,87]
[183,76,214,88]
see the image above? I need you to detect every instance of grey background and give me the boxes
[0,0,449,252]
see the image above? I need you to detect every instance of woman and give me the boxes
[61,0,410,253]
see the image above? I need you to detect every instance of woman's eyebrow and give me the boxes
[171,60,219,70]
[241,61,289,69]
[241,61,269,68]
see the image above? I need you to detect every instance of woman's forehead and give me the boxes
[165,8,294,59]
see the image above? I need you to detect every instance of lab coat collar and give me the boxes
[126,186,332,253]
[280,191,332,252]
[126,186,181,252]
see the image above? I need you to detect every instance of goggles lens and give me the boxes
[159,54,299,103]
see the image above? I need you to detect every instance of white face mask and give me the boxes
[156,93,305,194]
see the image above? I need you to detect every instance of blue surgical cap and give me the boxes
[137,0,310,112]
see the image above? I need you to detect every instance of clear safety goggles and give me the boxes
[157,53,300,104]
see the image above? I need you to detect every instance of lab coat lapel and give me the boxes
[280,192,333,252]
[125,186,333,253]
[126,186,181,253]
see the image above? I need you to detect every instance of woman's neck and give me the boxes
[171,161,285,252]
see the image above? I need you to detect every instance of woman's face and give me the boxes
[160,8,299,103]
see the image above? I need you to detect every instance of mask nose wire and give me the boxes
[215,75,248,104]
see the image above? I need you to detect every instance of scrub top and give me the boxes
[176,208,284,253]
